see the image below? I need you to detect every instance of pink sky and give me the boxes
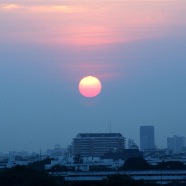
[1,0,186,47]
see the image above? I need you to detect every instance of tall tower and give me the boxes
[140,126,155,151]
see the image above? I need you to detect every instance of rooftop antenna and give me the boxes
[109,123,112,133]
[107,123,112,133]
[39,148,42,159]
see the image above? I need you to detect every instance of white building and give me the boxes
[73,133,126,157]
[167,135,185,154]
[45,156,124,171]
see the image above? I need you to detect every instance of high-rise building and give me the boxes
[140,126,155,151]
[72,133,126,157]
[167,135,185,154]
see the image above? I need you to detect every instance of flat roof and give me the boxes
[76,133,123,138]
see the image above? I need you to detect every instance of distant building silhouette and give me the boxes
[128,139,139,149]
[167,135,185,154]
[140,126,155,151]
[72,133,126,157]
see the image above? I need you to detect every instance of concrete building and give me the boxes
[167,135,185,154]
[72,133,126,157]
[140,126,155,151]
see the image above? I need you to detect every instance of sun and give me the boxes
[79,76,102,98]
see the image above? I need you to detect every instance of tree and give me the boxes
[105,174,133,186]
[123,157,152,170]
[73,154,83,164]
[156,161,185,170]
[49,165,69,172]
[28,158,53,171]
[0,165,61,186]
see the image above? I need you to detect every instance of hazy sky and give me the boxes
[0,0,186,153]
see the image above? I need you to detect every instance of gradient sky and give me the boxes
[0,0,186,153]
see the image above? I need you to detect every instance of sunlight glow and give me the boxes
[1,4,22,10]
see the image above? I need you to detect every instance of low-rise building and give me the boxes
[167,135,185,154]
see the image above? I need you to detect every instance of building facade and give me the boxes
[73,133,126,157]
[140,126,155,151]
[167,135,185,154]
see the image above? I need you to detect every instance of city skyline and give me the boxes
[0,0,186,153]
[1,126,185,154]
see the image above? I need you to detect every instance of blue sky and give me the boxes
[0,0,186,153]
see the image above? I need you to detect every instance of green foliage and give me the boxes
[1,158,186,186]
[165,182,186,186]
[156,161,185,170]
[89,165,111,171]
[122,157,186,171]
[0,165,61,186]
[105,174,132,185]
[73,154,83,164]
[28,157,53,171]
[49,165,69,172]
[123,157,152,170]
[104,174,158,186]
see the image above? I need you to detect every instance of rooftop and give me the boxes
[76,133,123,138]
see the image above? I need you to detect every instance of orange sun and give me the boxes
[79,76,102,98]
